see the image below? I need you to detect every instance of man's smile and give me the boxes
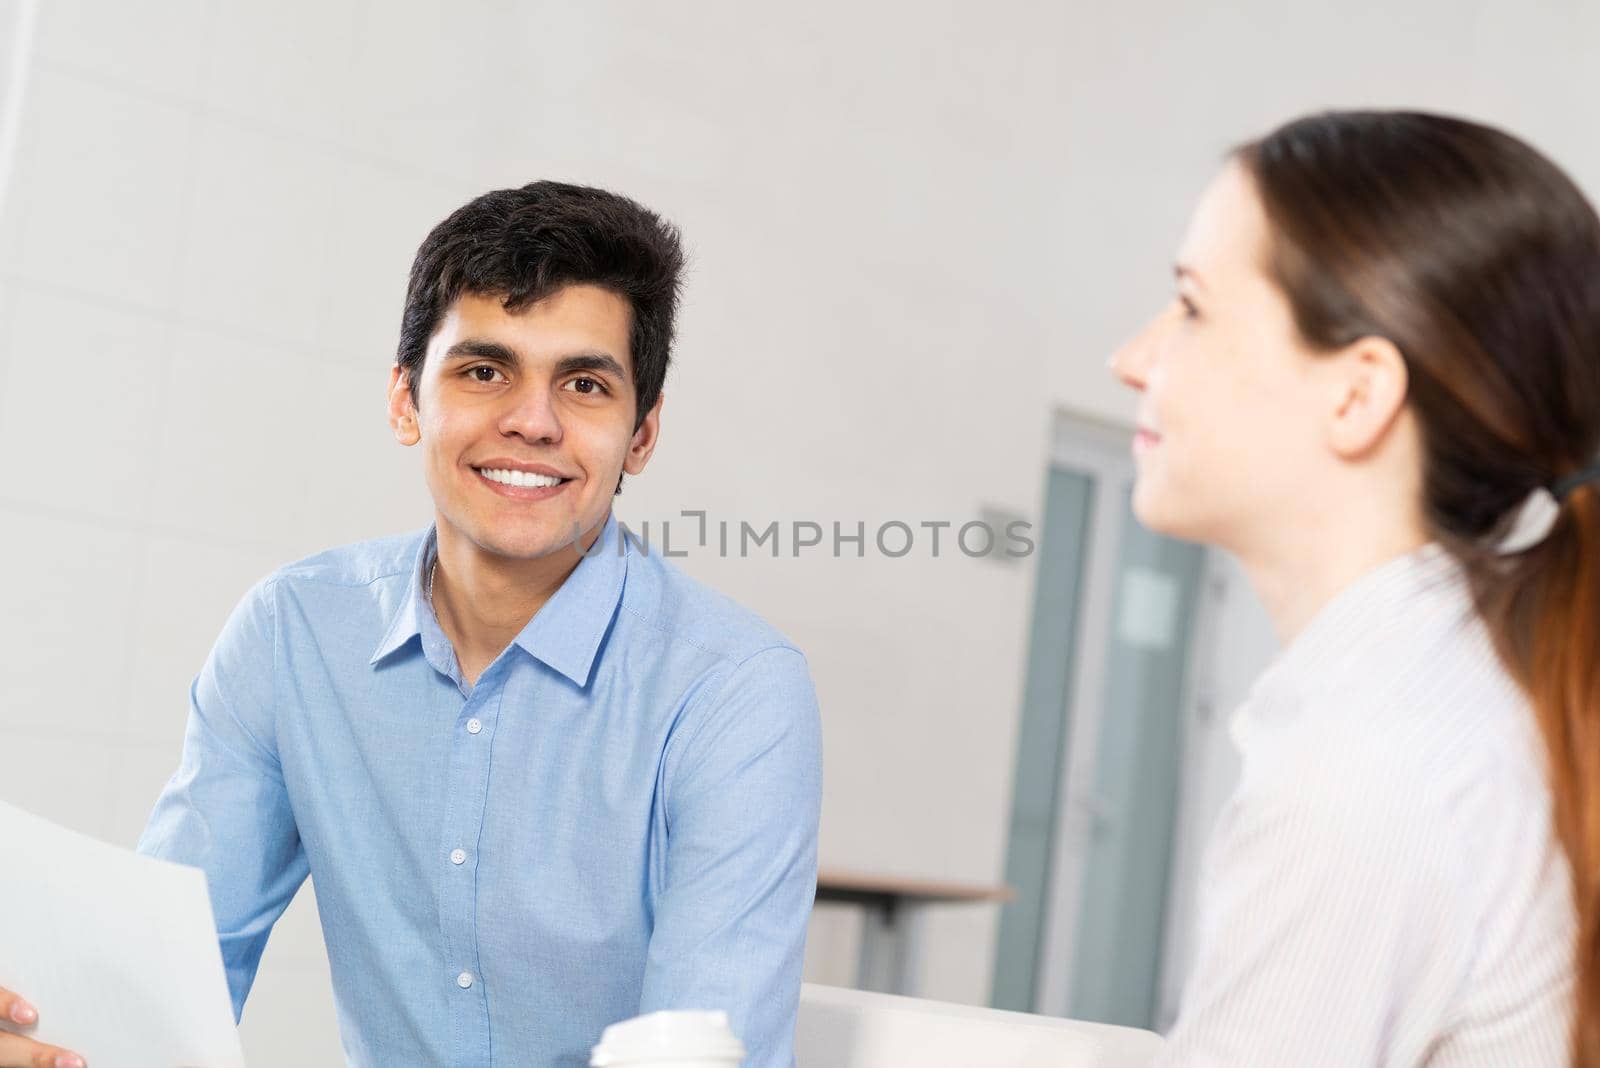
[470,460,576,499]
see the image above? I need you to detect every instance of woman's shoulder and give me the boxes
[1228,617,1558,940]
[1242,589,1543,805]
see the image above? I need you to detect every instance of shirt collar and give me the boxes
[368,531,432,666]
[509,513,629,687]
[368,514,630,689]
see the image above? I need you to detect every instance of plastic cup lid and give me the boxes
[590,1010,747,1065]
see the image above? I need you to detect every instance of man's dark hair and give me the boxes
[397,180,685,429]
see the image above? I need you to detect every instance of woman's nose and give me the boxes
[1108,310,1169,391]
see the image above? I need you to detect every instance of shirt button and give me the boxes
[450,848,467,865]
[456,971,474,989]
[466,718,483,735]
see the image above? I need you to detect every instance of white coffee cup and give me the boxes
[589,1009,746,1068]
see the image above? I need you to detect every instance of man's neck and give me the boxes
[430,517,607,685]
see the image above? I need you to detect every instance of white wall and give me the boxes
[0,1,496,1060]
[1,1,1597,1064]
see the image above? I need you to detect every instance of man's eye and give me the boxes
[468,366,505,383]
[566,376,607,395]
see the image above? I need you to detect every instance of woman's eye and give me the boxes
[1177,294,1200,320]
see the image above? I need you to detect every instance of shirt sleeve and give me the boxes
[135,577,309,1021]
[639,645,824,1068]
[1156,738,1459,1067]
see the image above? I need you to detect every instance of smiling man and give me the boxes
[1,182,822,1068]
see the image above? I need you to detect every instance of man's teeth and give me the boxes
[478,468,564,488]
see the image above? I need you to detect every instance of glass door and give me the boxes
[992,412,1208,1028]
[990,463,1095,1011]
[1062,490,1204,1026]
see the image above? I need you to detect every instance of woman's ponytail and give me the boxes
[1465,483,1600,1064]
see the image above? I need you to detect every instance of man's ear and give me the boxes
[388,365,421,446]
[1327,335,1409,460]
[623,395,664,476]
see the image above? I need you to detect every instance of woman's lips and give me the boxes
[1133,429,1162,454]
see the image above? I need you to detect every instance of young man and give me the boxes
[0,182,822,1068]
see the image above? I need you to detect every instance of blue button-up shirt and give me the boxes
[137,514,823,1067]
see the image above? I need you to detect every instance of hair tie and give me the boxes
[1494,459,1600,555]
[1494,487,1561,555]
[1551,460,1600,502]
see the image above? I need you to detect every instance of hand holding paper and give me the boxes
[0,800,247,1068]
[0,984,85,1068]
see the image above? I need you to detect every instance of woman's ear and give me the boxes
[1327,335,1409,460]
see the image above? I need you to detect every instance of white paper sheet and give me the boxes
[0,800,246,1067]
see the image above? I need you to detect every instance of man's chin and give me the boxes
[478,516,611,562]
[484,531,579,561]
[437,515,565,560]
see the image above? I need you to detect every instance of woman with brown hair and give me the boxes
[1111,110,1599,1065]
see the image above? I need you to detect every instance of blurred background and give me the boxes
[0,0,1595,1062]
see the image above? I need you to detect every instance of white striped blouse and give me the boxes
[1157,544,1576,1066]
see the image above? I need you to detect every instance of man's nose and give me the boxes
[499,384,563,444]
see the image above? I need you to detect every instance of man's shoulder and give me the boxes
[266,528,426,592]
[618,541,801,669]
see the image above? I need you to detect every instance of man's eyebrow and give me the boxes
[443,338,520,365]
[1174,262,1207,290]
[554,352,627,380]
[441,342,627,381]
